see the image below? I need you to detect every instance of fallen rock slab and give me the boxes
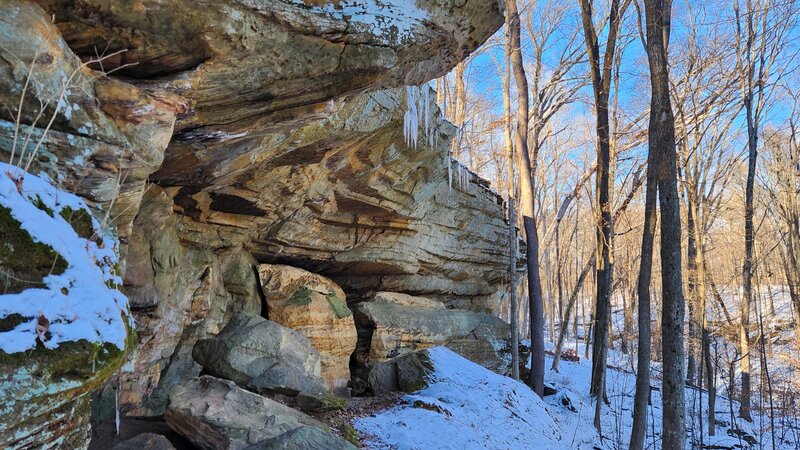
[193,314,324,399]
[165,376,347,450]
[352,291,513,382]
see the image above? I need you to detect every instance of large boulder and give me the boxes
[367,348,437,395]
[193,314,324,401]
[352,291,513,383]
[165,376,351,450]
[258,264,356,392]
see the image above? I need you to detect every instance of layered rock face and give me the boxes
[0,0,513,447]
[351,291,514,386]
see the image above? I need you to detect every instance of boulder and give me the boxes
[243,426,356,450]
[112,433,175,450]
[367,349,437,395]
[165,376,343,450]
[258,264,356,391]
[192,314,324,400]
[352,291,513,381]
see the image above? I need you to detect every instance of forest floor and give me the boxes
[352,338,800,449]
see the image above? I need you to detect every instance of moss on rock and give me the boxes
[0,205,67,294]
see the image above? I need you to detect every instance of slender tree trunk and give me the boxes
[739,96,756,422]
[553,255,595,371]
[578,1,627,430]
[686,194,699,386]
[507,0,545,397]
[629,147,657,450]
[509,199,520,381]
[643,1,686,448]
[504,12,520,383]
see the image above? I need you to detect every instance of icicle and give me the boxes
[447,153,452,192]
[423,86,431,146]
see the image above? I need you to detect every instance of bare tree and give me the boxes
[578,0,631,431]
[642,0,686,448]
[732,0,797,421]
[507,0,546,397]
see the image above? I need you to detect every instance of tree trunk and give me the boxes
[643,1,686,448]
[507,0,545,397]
[504,12,520,383]
[552,255,595,371]
[577,1,627,430]
[739,94,756,422]
[629,144,657,450]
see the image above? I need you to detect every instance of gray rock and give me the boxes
[352,292,513,383]
[165,376,329,450]
[367,349,436,395]
[112,433,175,450]
[193,314,325,398]
[243,426,356,450]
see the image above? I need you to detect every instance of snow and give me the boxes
[0,162,130,353]
[294,0,429,45]
[354,347,571,450]
[354,341,800,449]
[541,341,800,449]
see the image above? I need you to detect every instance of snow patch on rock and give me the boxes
[0,162,130,353]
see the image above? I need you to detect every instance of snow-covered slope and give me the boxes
[354,343,799,449]
[354,346,571,450]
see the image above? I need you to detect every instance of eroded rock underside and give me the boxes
[0,0,513,447]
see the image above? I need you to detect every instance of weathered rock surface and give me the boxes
[1,0,513,444]
[119,186,262,416]
[165,376,348,450]
[367,348,436,395]
[39,0,503,136]
[155,86,511,310]
[193,314,325,400]
[258,264,356,391]
[112,433,175,450]
[0,341,126,449]
[352,291,513,381]
[0,0,182,244]
[243,426,356,450]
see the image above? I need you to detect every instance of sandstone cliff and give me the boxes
[0,1,513,448]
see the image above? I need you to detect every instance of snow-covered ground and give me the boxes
[355,346,571,450]
[354,342,800,449]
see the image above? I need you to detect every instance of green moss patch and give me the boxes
[327,292,352,319]
[59,206,98,243]
[340,423,360,447]
[0,205,67,294]
[285,287,313,307]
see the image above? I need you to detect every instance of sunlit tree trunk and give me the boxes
[643,1,686,448]
[507,0,545,397]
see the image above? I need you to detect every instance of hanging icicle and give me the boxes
[403,84,437,150]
